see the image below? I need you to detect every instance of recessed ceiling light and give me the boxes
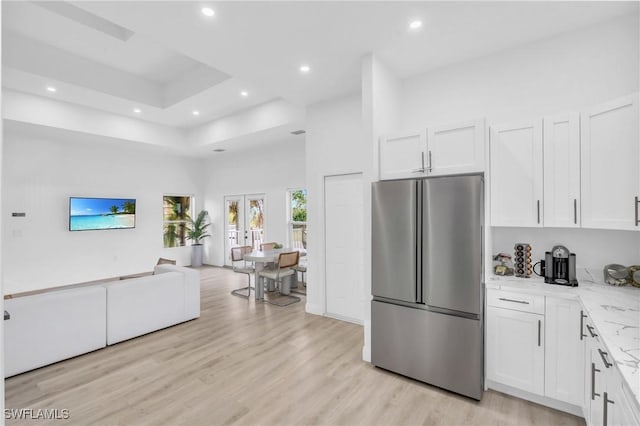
[133,108,141,114]
[201,7,215,17]
[299,64,311,74]
[409,20,423,30]
[240,91,248,97]
[192,110,200,116]
[46,86,57,92]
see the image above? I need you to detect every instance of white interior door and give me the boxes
[224,194,265,266]
[324,173,364,323]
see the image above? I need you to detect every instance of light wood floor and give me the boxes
[5,266,584,426]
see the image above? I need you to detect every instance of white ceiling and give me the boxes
[2,1,638,136]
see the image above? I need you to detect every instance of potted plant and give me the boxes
[187,210,211,267]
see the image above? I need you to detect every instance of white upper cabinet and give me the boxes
[490,120,544,227]
[581,93,640,231]
[427,118,485,176]
[543,113,581,228]
[379,119,485,180]
[379,131,427,180]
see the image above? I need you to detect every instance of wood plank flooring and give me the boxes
[5,266,585,426]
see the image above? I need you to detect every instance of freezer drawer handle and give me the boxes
[591,362,601,400]
[580,311,587,340]
[598,349,613,368]
[586,324,598,338]
[603,392,614,426]
[498,297,529,305]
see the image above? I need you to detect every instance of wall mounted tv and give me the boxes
[69,197,136,231]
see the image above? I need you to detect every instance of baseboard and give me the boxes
[362,345,371,363]
[486,380,584,417]
[305,302,323,316]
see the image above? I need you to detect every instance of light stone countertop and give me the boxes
[486,269,640,413]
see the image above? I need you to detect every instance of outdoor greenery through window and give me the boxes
[163,195,193,248]
[288,189,307,249]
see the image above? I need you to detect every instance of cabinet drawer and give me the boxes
[487,289,545,314]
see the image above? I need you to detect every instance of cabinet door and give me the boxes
[379,131,427,180]
[590,346,606,426]
[490,120,543,227]
[543,113,581,227]
[545,297,584,406]
[487,307,545,395]
[581,93,640,231]
[427,118,485,176]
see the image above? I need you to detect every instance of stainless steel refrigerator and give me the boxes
[371,174,484,400]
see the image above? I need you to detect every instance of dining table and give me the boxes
[244,248,306,301]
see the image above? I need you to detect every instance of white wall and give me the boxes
[400,14,639,128]
[305,93,364,316]
[493,228,640,270]
[2,128,203,294]
[202,138,305,267]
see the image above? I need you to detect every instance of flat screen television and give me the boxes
[69,197,136,231]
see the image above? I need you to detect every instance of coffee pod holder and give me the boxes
[514,243,532,278]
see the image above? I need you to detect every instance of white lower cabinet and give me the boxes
[487,292,545,395]
[545,297,585,406]
[583,315,640,426]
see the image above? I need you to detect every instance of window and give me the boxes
[163,195,193,248]
[287,189,307,249]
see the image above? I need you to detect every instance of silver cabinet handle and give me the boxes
[574,199,578,224]
[498,297,529,305]
[587,324,598,338]
[426,150,432,172]
[635,196,639,226]
[538,319,541,347]
[598,348,613,368]
[411,152,426,173]
[3,310,9,321]
[580,311,587,340]
[591,362,601,400]
[603,392,614,426]
[537,200,540,224]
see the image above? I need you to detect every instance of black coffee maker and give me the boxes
[534,245,578,286]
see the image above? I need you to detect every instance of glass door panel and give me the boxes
[224,194,265,266]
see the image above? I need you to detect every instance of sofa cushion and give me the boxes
[105,272,185,345]
[4,286,107,377]
[153,265,201,320]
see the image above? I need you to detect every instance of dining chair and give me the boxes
[230,245,255,299]
[260,242,277,251]
[292,256,307,295]
[258,251,301,306]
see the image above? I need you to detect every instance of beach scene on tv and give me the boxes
[69,197,136,231]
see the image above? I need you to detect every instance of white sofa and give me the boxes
[106,265,201,345]
[4,265,200,377]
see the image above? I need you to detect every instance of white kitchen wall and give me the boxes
[2,128,203,294]
[492,227,640,270]
[201,138,305,267]
[305,93,364,316]
[399,14,639,128]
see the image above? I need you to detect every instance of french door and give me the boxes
[224,194,266,266]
